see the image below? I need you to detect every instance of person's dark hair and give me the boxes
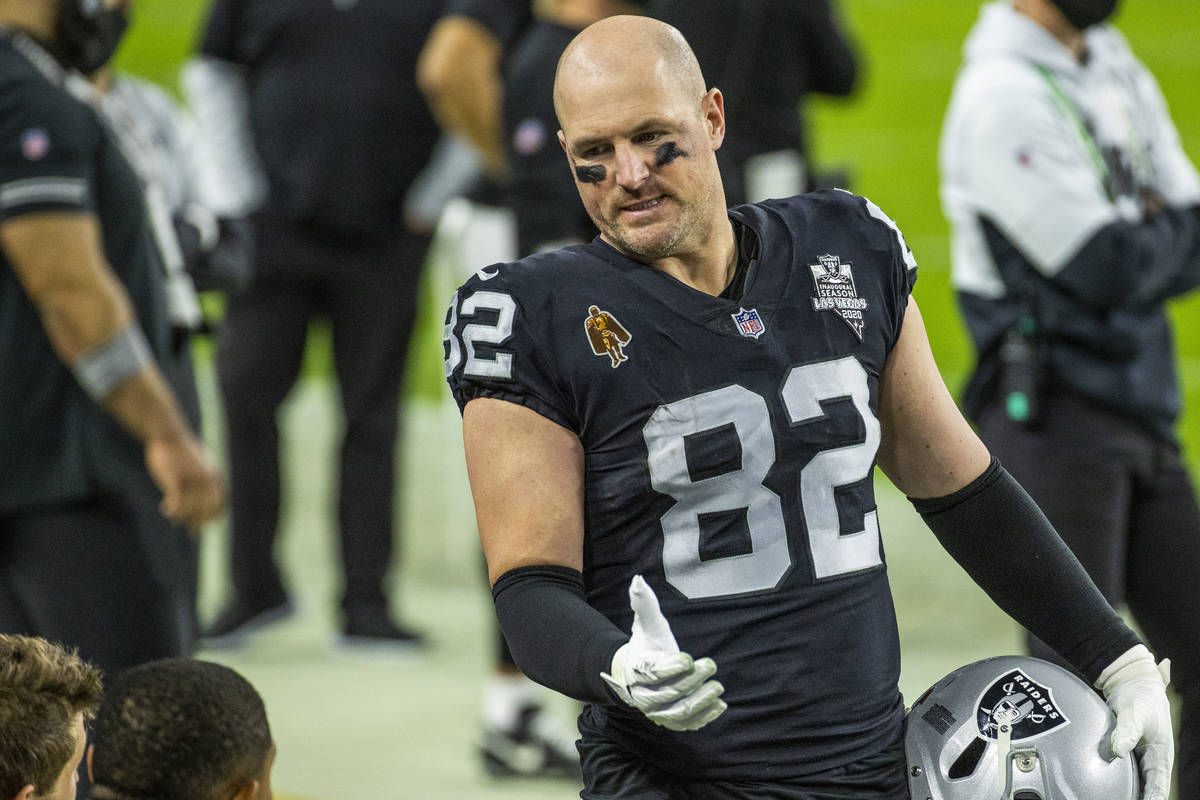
[89,659,272,800]
[0,635,104,798]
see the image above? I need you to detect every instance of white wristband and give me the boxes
[71,323,152,402]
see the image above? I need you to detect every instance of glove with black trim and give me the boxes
[601,575,726,732]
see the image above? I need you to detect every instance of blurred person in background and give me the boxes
[0,0,223,682]
[648,0,861,205]
[418,0,533,185]
[416,0,532,295]
[941,0,1200,795]
[87,658,275,800]
[185,0,443,650]
[0,635,102,800]
[85,8,252,648]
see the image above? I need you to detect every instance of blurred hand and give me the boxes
[144,433,225,532]
[1140,188,1166,217]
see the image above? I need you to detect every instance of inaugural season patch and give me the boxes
[584,305,632,368]
[975,669,1069,742]
[809,254,868,340]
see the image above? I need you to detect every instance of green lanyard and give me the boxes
[1035,63,1114,201]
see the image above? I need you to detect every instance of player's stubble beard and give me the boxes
[595,163,722,263]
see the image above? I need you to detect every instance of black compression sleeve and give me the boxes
[491,565,628,704]
[909,459,1140,683]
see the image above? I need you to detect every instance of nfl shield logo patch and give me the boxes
[731,308,765,339]
[20,129,49,161]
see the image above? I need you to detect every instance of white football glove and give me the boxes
[1095,644,1174,800]
[601,575,727,732]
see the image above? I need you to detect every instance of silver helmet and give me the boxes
[905,656,1137,800]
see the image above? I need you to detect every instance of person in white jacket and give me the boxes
[941,2,1200,796]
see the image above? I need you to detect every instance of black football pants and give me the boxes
[578,707,909,800]
[0,493,194,678]
[978,390,1200,799]
[217,213,430,617]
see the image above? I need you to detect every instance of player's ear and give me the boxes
[702,87,726,150]
[12,784,36,800]
[557,130,568,152]
[229,777,261,800]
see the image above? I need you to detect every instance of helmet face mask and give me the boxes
[905,656,1137,800]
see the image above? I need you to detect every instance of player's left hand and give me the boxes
[1095,645,1173,800]
[601,575,727,732]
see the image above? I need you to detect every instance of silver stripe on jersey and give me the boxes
[0,177,87,209]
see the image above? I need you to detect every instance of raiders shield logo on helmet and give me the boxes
[975,668,1070,742]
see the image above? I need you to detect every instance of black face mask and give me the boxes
[1049,0,1120,30]
[55,3,129,73]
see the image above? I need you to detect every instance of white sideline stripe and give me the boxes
[0,177,87,209]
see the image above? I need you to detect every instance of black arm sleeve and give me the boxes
[491,565,628,704]
[1052,203,1200,310]
[909,459,1140,683]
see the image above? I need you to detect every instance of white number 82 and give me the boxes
[643,357,881,600]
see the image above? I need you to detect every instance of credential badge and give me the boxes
[810,254,868,341]
[731,308,766,339]
[584,305,632,368]
[975,669,1069,742]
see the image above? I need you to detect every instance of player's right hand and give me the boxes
[144,433,225,532]
[601,575,727,731]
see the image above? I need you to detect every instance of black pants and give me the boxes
[217,214,430,615]
[978,391,1200,798]
[578,707,909,800]
[0,487,196,800]
[0,493,194,678]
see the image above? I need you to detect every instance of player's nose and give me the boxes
[613,144,651,191]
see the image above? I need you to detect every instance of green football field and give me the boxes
[115,2,1198,798]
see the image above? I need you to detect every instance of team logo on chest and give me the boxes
[809,254,868,341]
[731,308,766,339]
[975,669,1069,742]
[584,305,632,368]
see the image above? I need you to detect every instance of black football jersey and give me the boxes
[445,189,917,780]
[0,32,169,513]
[198,0,442,236]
